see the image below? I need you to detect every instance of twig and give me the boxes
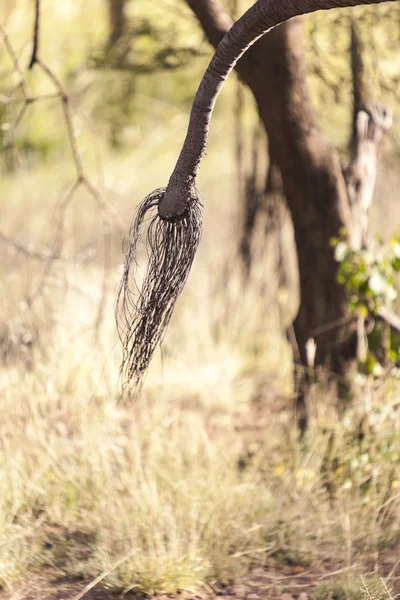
[317,564,359,580]
[0,21,124,333]
[377,306,400,332]
[70,550,137,600]
[0,230,49,261]
[0,93,60,105]
[35,58,84,177]
[28,0,40,69]
[34,57,124,233]
[0,25,32,101]
[27,181,80,305]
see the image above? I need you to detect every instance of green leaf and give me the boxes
[360,352,384,379]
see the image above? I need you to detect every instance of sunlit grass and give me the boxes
[0,149,399,594]
[1,1,400,595]
[1,331,399,593]
[1,83,400,593]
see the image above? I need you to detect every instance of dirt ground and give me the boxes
[2,560,399,600]
[1,394,399,600]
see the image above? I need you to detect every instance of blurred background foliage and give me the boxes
[1,0,400,162]
[1,0,400,401]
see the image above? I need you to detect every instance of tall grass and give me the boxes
[0,147,399,595]
[1,2,400,596]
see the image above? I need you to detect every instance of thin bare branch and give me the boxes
[0,22,121,336]
[28,0,40,69]
[0,231,49,261]
[0,25,32,101]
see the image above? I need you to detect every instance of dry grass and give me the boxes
[0,143,399,596]
[1,3,400,596]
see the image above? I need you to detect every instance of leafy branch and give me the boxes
[332,233,400,377]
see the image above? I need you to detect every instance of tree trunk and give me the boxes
[346,21,393,250]
[107,0,126,49]
[187,1,357,384]
[345,101,392,250]
[118,0,393,396]
[261,19,357,374]
[350,19,368,148]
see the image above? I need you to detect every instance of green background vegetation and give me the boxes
[0,1,399,598]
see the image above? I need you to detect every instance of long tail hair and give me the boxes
[116,187,203,392]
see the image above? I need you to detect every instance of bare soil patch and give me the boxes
[2,558,399,600]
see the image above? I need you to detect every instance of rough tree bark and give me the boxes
[346,22,393,250]
[186,1,357,395]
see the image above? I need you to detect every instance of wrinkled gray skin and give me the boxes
[158,0,396,220]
